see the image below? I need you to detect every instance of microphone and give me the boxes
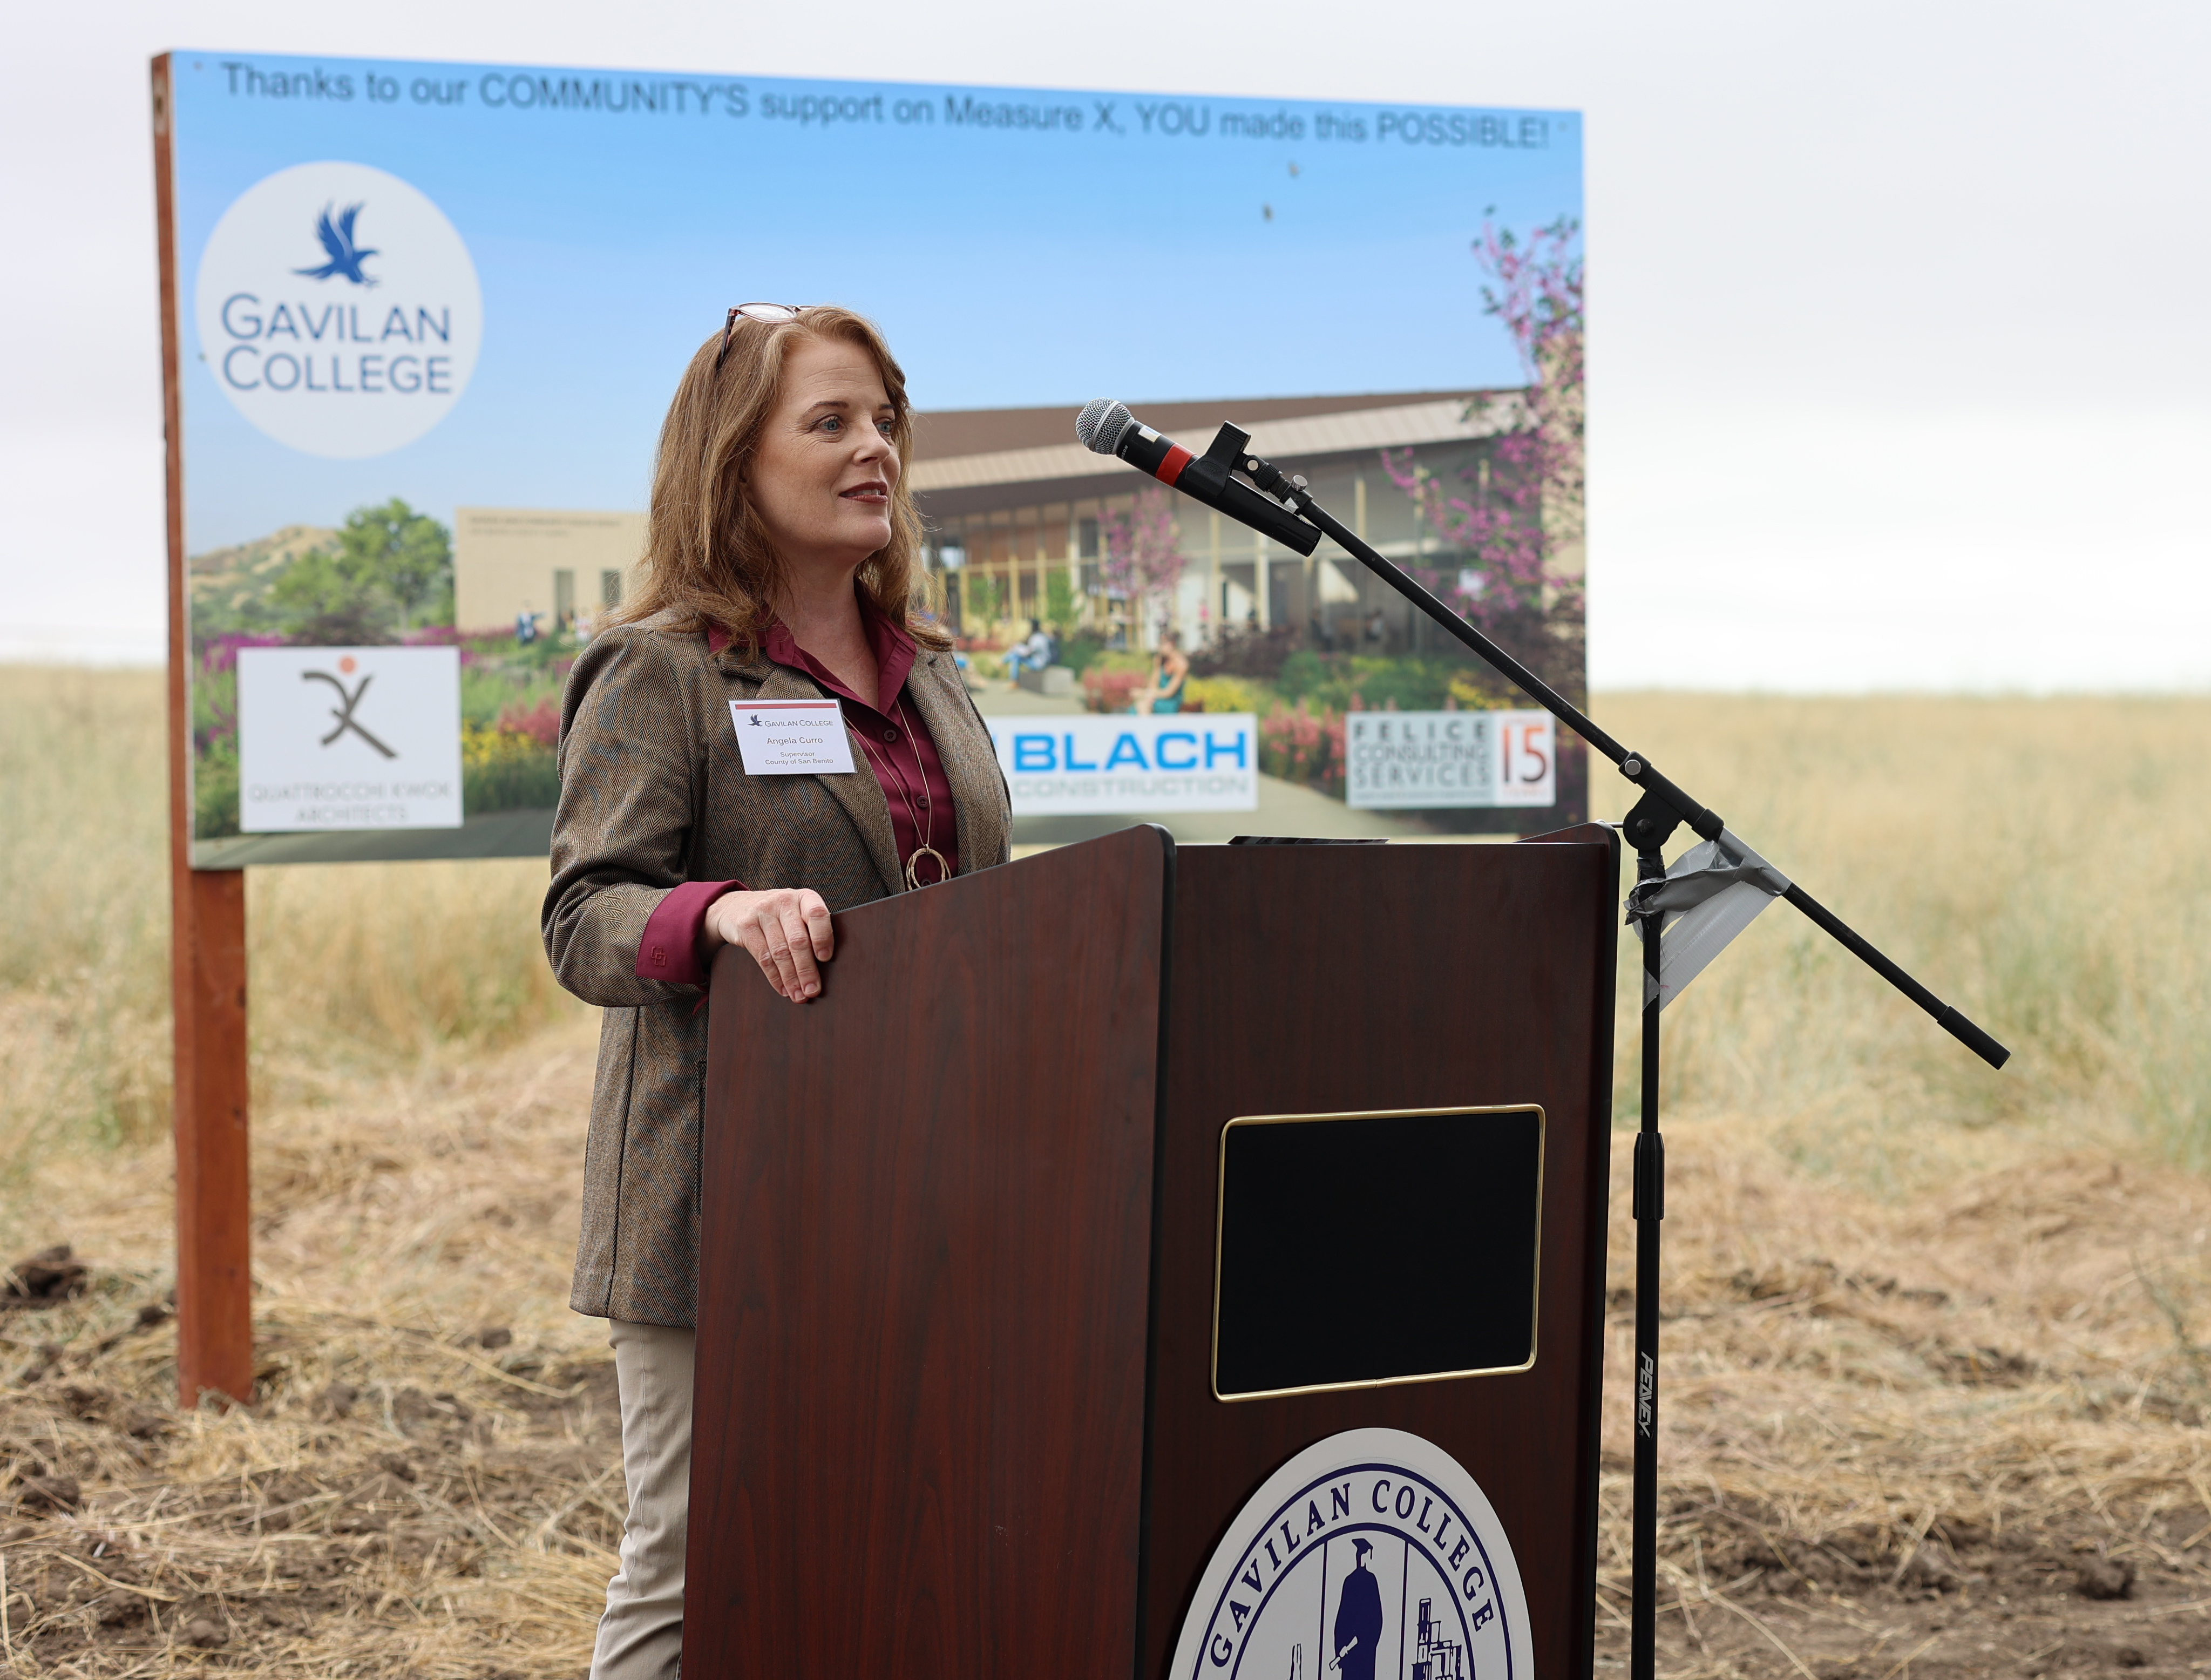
[1076,399,1321,556]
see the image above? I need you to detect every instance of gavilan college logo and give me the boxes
[193,160,483,459]
[1170,1429,1532,1680]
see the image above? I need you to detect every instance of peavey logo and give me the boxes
[1170,1429,1531,1680]
[194,161,482,459]
[1637,1352,1656,1437]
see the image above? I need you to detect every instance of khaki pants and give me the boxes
[590,1320,694,1680]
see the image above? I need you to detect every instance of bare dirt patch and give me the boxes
[0,1022,618,1676]
[6,1029,2210,1675]
[1588,1116,2211,1677]
[5,740,2211,1680]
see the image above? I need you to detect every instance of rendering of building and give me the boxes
[452,506,646,635]
[907,389,1560,653]
[443,388,1574,659]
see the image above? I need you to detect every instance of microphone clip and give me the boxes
[1211,420,1308,506]
[1181,423,1322,557]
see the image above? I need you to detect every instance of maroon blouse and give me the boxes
[634,608,961,986]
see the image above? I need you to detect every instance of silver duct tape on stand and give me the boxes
[1627,829,1792,1008]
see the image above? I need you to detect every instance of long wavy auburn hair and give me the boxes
[614,304,947,651]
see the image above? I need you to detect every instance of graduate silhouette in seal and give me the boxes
[1331,1538,1384,1679]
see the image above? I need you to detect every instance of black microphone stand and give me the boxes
[1118,419,2011,1680]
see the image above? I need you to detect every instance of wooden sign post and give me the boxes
[155,55,255,1409]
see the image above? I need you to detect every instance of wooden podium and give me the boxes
[689,823,1619,1677]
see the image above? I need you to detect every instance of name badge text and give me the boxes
[729,699,857,776]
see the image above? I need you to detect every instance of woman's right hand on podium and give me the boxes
[701,888,835,1002]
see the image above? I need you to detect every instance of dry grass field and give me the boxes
[3,666,2210,1677]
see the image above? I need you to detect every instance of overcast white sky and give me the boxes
[1,0,2204,689]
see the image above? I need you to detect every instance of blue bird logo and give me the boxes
[294,202,379,287]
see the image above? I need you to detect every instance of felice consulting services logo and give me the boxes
[194,161,483,459]
[1171,1428,1531,1680]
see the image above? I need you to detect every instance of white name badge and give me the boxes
[729,698,857,776]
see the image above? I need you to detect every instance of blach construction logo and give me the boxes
[1170,1429,1531,1680]
[194,161,482,458]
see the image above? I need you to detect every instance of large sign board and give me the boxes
[158,51,1585,865]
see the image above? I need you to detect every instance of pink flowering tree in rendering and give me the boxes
[1098,486,1188,642]
[1382,213,1585,697]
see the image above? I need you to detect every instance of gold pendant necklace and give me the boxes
[856,695,947,890]
[904,845,950,892]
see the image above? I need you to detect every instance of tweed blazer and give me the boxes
[542,619,1012,1327]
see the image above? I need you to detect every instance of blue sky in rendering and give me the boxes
[169,51,1581,552]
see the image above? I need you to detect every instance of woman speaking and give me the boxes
[542,303,1010,1679]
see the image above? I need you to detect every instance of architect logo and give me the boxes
[194,161,483,458]
[235,646,463,831]
[302,662,397,757]
[1170,1428,1531,1680]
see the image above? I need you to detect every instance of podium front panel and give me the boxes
[1140,834,1618,1680]
[689,826,1169,1678]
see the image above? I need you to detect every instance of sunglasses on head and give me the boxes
[716,302,810,371]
